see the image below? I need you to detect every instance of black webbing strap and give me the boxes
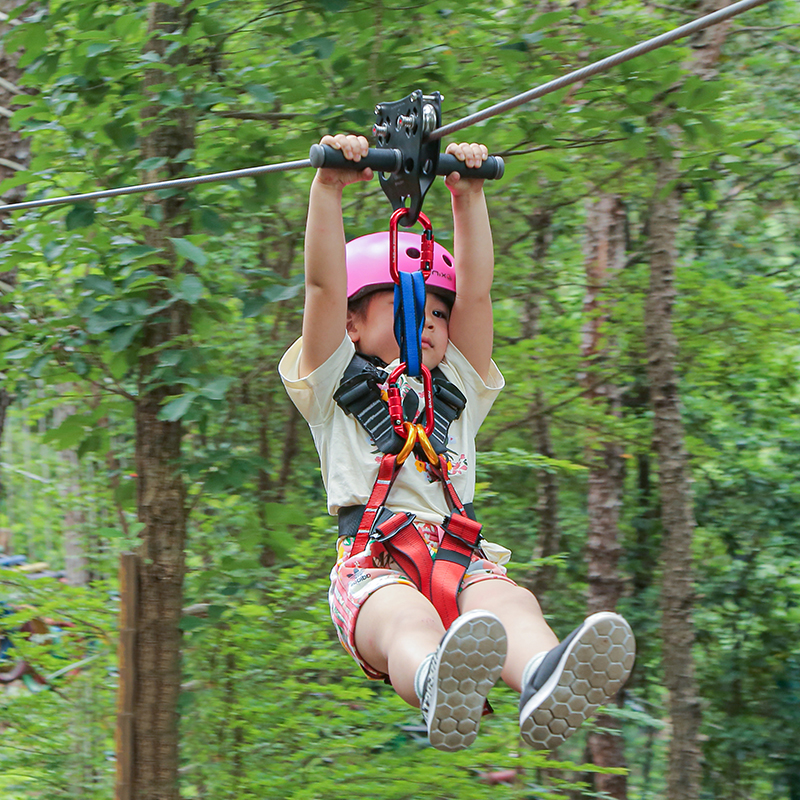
[334,354,467,457]
[338,500,476,541]
[334,356,404,454]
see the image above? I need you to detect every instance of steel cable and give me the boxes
[0,159,313,213]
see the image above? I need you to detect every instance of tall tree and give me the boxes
[519,210,561,600]
[645,3,734,798]
[0,0,30,529]
[123,4,196,799]
[581,193,628,799]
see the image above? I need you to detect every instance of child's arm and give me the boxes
[444,142,495,381]
[298,134,372,379]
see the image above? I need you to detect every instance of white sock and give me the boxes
[521,650,548,688]
[414,652,435,702]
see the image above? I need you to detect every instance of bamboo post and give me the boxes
[116,552,138,800]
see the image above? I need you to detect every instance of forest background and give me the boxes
[1,0,799,799]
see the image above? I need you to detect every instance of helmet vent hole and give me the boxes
[442,254,452,266]
[406,247,421,259]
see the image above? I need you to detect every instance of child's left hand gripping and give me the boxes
[444,142,489,195]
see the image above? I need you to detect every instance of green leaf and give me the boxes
[158,351,183,367]
[65,204,96,230]
[81,275,115,296]
[158,392,198,421]
[28,354,51,379]
[200,376,233,400]
[241,295,266,318]
[179,616,207,631]
[244,83,276,103]
[119,245,160,264]
[199,207,226,235]
[284,610,316,623]
[180,274,205,303]
[109,323,143,353]
[170,238,209,267]
[42,416,87,449]
[86,42,113,57]
[136,156,169,171]
[4,347,33,360]
[104,122,137,148]
[263,283,302,303]
[289,37,335,59]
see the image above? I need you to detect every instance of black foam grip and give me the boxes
[309,144,504,180]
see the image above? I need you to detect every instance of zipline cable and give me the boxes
[0,0,773,214]
[430,0,771,140]
[0,159,314,213]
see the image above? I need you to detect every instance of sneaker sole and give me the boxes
[519,611,635,751]
[427,610,507,752]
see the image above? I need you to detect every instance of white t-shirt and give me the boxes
[279,334,504,523]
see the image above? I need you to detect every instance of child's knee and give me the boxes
[461,578,544,616]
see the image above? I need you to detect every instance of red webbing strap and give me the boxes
[352,454,402,554]
[429,513,483,628]
[354,453,481,630]
[374,514,433,590]
[434,454,468,515]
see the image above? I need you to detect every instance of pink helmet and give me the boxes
[345,232,456,303]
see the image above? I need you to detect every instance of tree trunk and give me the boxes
[646,5,733,799]
[0,0,32,524]
[581,194,628,800]
[520,211,561,601]
[647,142,703,800]
[125,5,195,800]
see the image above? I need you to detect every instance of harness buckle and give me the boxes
[370,509,418,543]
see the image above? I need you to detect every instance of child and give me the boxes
[279,133,635,752]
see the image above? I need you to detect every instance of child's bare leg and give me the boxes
[354,583,444,705]
[459,580,558,690]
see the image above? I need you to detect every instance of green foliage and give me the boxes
[0,571,117,798]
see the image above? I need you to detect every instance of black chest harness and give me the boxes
[334,354,484,629]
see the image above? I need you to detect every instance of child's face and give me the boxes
[347,290,451,369]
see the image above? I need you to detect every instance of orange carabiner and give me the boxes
[397,422,418,465]
[414,424,439,466]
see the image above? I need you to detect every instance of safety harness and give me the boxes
[334,210,485,630]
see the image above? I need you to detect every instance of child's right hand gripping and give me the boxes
[314,134,374,189]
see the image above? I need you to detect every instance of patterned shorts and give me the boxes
[328,521,516,679]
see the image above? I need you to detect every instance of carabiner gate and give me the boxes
[388,362,436,439]
[389,208,434,285]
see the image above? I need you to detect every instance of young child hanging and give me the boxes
[279,132,635,752]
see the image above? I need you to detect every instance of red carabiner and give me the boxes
[388,362,435,438]
[389,208,434,285]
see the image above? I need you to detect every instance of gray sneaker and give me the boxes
[519,611,635,750]
[420,610,507,752]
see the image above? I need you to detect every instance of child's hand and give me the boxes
[444,142,489,196]
[314,134,374,189]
